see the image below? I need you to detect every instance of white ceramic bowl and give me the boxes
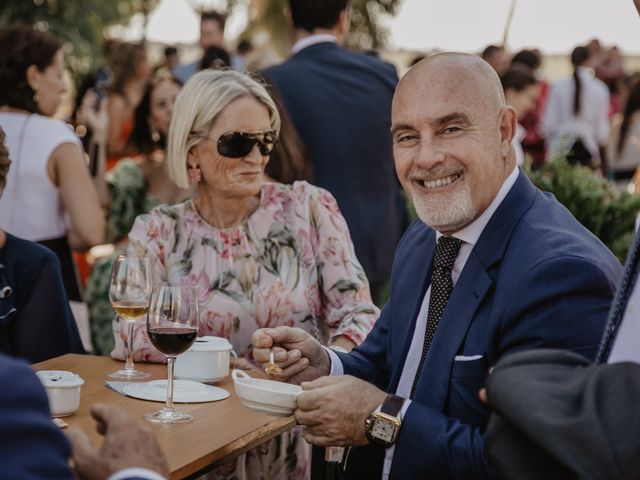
[36,370,84,417]
[174,336,234,383]
[232,369,302,416]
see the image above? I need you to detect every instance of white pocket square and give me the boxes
[454,354,483,362]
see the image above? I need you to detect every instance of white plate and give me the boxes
[123,379,229,403]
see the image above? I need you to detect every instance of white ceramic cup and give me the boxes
[36,370,84,417]
[174,336,235,383]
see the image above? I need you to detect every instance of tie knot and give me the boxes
[434,236,462,271]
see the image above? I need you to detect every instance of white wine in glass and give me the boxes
[108,254,152,379]
[145,283,199,423]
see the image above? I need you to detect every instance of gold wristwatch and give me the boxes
[364,394,404,447]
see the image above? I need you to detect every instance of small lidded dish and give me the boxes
[36,370,84,417]
[174,336,234,383]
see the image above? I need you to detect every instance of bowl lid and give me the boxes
[36,370,84,388]
[188,336,233,352]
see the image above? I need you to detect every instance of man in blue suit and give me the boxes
[252,53,622,479]
[264,0,407,304]
[0,353,168,479]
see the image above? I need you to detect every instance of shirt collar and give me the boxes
[576,66,595,78]
[436,166,519,246]
[292,34,337,54]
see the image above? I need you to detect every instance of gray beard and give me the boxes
[411,182,476,233]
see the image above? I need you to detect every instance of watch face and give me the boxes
[372,418,396,443]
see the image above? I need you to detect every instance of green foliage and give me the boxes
[526,159,640,262]
[0,0,158,77]
[347,0,404,51]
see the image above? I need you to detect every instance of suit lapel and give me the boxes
[410,171,539,410]
[388,227,436,391]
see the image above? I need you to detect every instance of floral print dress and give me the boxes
[116,181,379,480]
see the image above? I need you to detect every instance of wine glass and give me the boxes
[145,283,199,423]
[108,254,152,379]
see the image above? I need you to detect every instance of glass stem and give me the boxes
[124,319,135,371]
[165,356,176,413]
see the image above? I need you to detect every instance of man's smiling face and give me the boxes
[391,54,516,234]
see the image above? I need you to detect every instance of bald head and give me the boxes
[397,53,506,116]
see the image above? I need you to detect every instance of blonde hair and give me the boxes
[167,69,281,188]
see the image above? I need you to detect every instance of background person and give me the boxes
[509,49,549,168]
[264,0,408,305]
[501,66,541,166]
[0,25,105,305]
[115,69,379,479]
[481,44,510,76]
[607,78,640,187]
[0,127,83,363]
[85,76,189,355]
[542,45,610,170]
[173,10,228,83]
[105,41,152,163]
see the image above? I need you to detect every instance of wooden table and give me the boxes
[33,354,296,479]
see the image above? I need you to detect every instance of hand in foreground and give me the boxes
[66,403,169,480]
[252,326,330,384]
[295,375,387,446]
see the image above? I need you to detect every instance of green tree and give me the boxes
[0,0,158,77]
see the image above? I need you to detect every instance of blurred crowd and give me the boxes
[477,41,640,188]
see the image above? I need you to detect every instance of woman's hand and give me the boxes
[78,89,109,145]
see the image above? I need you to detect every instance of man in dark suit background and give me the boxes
[264,0,407,304]
[0,352,168,479]
[253,53,622,478]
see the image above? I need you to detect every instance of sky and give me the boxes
[386,0,640,54]
[134,0,640,55]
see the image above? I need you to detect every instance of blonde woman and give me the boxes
[113,69,379,479]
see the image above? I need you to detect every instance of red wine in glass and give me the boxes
[145,283,199,424]
[149,327,198,356]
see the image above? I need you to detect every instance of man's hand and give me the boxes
[252,326,331,384]
[295,376,387,446]
[66,404,169,480]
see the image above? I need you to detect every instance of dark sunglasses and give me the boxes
[216,131,277,158]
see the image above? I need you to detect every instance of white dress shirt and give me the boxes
[109,468,166,480]
[327,166,520,479]
[513,123,526,167]
[291,34,337,54]
[542,67,610,162]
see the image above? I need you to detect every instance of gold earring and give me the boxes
[150,124,161,143]
[33,90,39,103]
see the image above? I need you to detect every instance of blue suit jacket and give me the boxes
[0,353,154,479]
[338,171,623,478]
[0,353,73,479]
[264,43,407,284]
[0,234,84,363]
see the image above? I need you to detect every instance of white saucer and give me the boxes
[123,379,229,403]
[174,374,226,384]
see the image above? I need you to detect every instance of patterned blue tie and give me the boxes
[410,236,462,399]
